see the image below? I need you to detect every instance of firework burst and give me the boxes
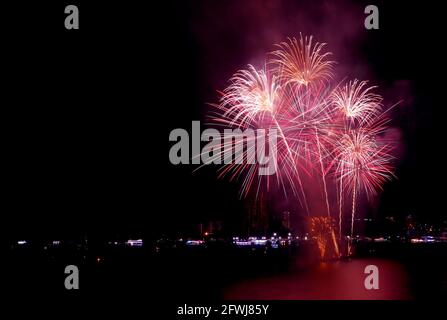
[334,129,395,199]
[218,65,281,128]
[208,65,306,202]
[271,34,335,87]
[332,79,383,126]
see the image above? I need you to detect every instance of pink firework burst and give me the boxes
[270,34,335,87]
[332,79,383,126]
[334,129,395,199]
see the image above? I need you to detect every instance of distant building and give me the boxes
[282,211,291,230]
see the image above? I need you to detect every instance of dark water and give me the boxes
[223,243,447,300]
[224,258,411,299]
[5,242,447,301]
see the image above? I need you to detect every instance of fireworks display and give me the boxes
[207,34,398,255]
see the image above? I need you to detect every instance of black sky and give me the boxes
[3,0,446,241]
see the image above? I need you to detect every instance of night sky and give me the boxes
[3,0,445,242]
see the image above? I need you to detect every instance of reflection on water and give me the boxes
[224,258,412,300]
